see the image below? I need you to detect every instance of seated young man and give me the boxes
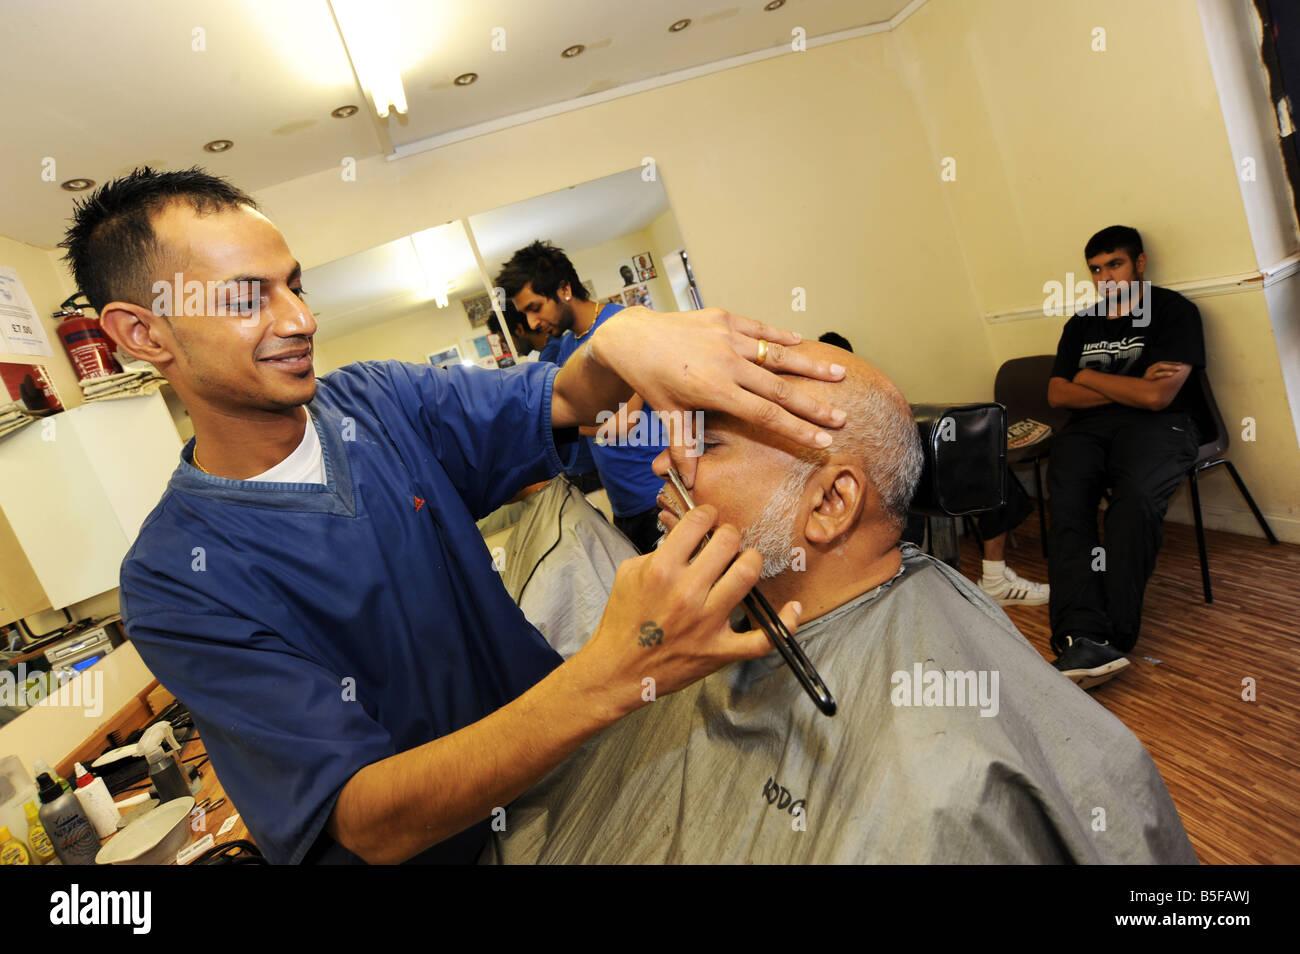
[1045,226,1205,688]
[486,342,1197,864]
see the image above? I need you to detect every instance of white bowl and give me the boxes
[95,796,195,865]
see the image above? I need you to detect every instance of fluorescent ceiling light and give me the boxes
[410,230,453,308]
[330,0,408,118]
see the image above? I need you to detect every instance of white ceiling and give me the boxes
[0,0,915,250]
[306,167,669,340]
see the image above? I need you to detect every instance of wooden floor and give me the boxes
[955,516,1300,864]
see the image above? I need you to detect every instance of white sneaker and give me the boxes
[980,566,1049,606]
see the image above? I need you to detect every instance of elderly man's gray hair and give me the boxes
[741,376,923,578]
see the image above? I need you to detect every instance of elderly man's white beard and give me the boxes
[657,469,805,580]
[741,469,806,579]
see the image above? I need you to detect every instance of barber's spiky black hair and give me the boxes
[59,166,259,315]
[1084,225,1143,265]
[494,240,588,303]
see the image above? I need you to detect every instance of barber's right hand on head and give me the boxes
[574,504,802,712]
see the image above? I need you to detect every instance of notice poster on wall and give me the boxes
[0,267,54,357]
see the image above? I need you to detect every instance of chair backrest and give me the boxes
[908,403,1006,516]
[994,355,1070,433]
[1189,368,1227,463]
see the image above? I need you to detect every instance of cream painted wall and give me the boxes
[893,0,1260,310]
[897,0,1299,539]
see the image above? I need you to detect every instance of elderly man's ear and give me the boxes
[803,467,868,543]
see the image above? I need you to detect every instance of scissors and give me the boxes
[665,467,837,717]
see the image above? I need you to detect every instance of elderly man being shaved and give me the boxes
[487,342,1197,864]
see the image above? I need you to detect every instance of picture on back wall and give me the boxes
[633,252,656,281]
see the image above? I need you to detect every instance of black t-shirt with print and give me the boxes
[1050,284,1206,420]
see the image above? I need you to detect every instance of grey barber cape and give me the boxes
[486,544,1197,864]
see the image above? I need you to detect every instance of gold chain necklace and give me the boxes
[574,299,600,341]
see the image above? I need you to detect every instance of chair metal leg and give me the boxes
[1034,458,1048,558]
[1188,470,1213,603]
[1223,461,1279,544]
[964,515,984,558]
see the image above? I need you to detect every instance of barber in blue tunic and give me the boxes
[65,168,847,865]
[498,241,670,554]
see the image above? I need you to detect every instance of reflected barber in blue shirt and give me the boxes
[66,166,848,865]
[498,241,667,554]
[504,298,598,493]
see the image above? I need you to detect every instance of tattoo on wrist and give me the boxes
[638,621,664,648]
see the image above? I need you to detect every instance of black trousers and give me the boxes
[1047,410,1198,654]
[977,467,1035,540]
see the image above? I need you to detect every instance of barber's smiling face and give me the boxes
[151,202,317,413]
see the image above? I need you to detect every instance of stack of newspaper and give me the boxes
[1007,418,1052,450]
[79,369,167,402]
[0,401,38,440]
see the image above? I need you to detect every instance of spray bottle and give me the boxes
[141,722,190,803]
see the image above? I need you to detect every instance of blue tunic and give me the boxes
[554,303,666,517]
[534,333,596,480]
[118,360,577,864]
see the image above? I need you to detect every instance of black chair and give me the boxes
[1183,368,1278,603]
[907,403,1007,570]
[994,355,1069,556]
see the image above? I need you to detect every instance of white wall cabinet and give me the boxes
[0,392,181,620]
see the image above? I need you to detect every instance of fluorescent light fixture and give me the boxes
[410,230,453,308]
[330,0,408,118]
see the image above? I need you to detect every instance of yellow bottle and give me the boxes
[23,801,55,865]
[0,825,31,865]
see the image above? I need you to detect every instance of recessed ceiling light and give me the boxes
[203,139,233,153]
[764,0,786,10]
[669,18,691,32]
[331,104,359,118]
[454,72,478,86]
[561,44,585,58]
[60,179,94,192]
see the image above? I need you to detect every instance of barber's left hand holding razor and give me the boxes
[551,306,847,487]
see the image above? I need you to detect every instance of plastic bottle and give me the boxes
[33,759,71,794]
[0,826,30,864]
[23,800,56,865]
[141,722,189,803]
[36,773,99,865]
[73,763,120,838]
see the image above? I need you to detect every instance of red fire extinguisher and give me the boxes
[54,298,122,382]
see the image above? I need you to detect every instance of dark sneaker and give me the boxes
[1052,636,1130,689]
